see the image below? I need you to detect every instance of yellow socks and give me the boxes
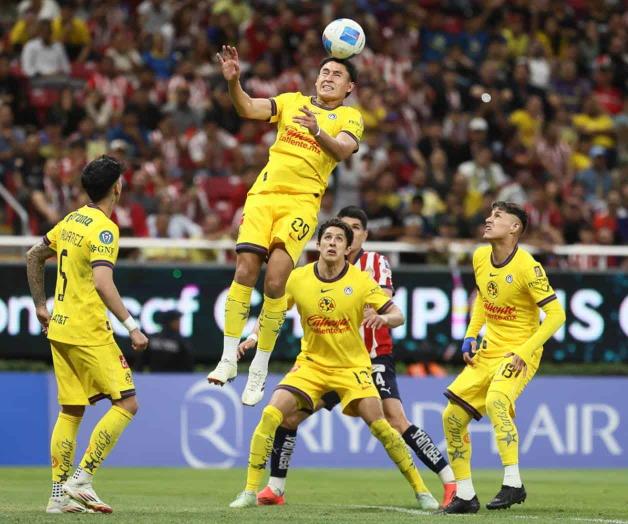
[370,418,428,493]
[77,405,133,476]
[486,392,519,467]
[252,295,287,368]
[245,405,284,492]
[442,402,473,481]
[51,412,82,483]
[223,281,254,360]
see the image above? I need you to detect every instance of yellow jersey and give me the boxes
[44,204,119,346]
[467,245,558,359]
[248,92,364,196]
[286,262,393,369]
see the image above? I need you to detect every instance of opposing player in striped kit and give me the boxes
[239,206,456,507]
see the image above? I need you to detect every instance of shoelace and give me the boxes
[246,370,266,390]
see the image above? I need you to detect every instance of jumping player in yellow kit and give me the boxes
[26,156,148,514]
[207,45,364,407]
[441,202,566,514]
[228,218,439,510]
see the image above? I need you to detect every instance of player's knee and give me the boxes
[282,411,306,430]
[263,273,287,298]
[114,395,139,416]
[234,255,261,286]
[61,405,85,417]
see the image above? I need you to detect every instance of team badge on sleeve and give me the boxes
[99,230,114,244]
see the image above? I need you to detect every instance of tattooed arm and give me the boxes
[26,240,56,333]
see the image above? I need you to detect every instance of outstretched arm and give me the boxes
[217,45,272,121]
[26,240,56,332]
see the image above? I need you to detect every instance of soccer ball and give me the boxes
[322,18,366,59]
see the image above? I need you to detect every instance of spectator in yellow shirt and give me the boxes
[573,95,615,150]
[509,95,544,148]
[52,0,91,62]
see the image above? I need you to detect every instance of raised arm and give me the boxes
[217,45,272,121]
[26,240,56,332]
[93,266,148,351]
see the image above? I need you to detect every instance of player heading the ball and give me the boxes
[207,45,364,407]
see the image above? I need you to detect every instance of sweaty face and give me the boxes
[318,226,350,263]
[341,216,367,254]
[315,62,353,101]
[483,207,521,240]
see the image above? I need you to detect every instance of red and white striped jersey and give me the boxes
[355,250,394,358]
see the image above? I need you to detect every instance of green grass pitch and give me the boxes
[1,468,627,523]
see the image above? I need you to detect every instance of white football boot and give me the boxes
[241,367,267,406]
[229,491,257,508]
[63,479,112,513]
[46,495,94,513]
[416,491,440,511]
[207,359,237,385]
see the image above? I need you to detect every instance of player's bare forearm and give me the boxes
[26,241,55,308]
[93,266,131,323]
[381,305,404,328]
[314,129,356,161]
[227,79,272,120]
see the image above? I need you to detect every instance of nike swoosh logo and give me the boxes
[321,288,333,293]
[489,273,498,277]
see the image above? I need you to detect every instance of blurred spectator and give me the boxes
[48,87,86,136]
[361,186,403,241]
[458,146,508,194]
[21,19,71,83]
[87,55,132,114]
[52,0,91,62]
[164,85,203,134]
[573,96,615,150]
[576,146,613,210]
[142,33,177,81]
[134,310,194,372]
[147,198,202,239]
[105,31,143,76]
[18,0,60,20]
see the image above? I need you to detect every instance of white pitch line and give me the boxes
[342,505,628,524]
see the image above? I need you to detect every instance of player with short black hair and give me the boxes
[250,206,456,507]
[441,202,565,514]
[26,155,149,514]
[207,46,365,407]
[229,219,438,511]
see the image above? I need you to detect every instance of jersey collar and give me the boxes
[87,202,107,217]
[314,261,350,283]
[490,245,518,268]
[310,96,343,111]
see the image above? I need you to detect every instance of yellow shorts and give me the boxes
[236,192,320,265]
[51,340,136,406]
[445,351,539,420]
[276,358,380,417]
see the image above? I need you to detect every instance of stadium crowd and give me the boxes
[0,0,626,267]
